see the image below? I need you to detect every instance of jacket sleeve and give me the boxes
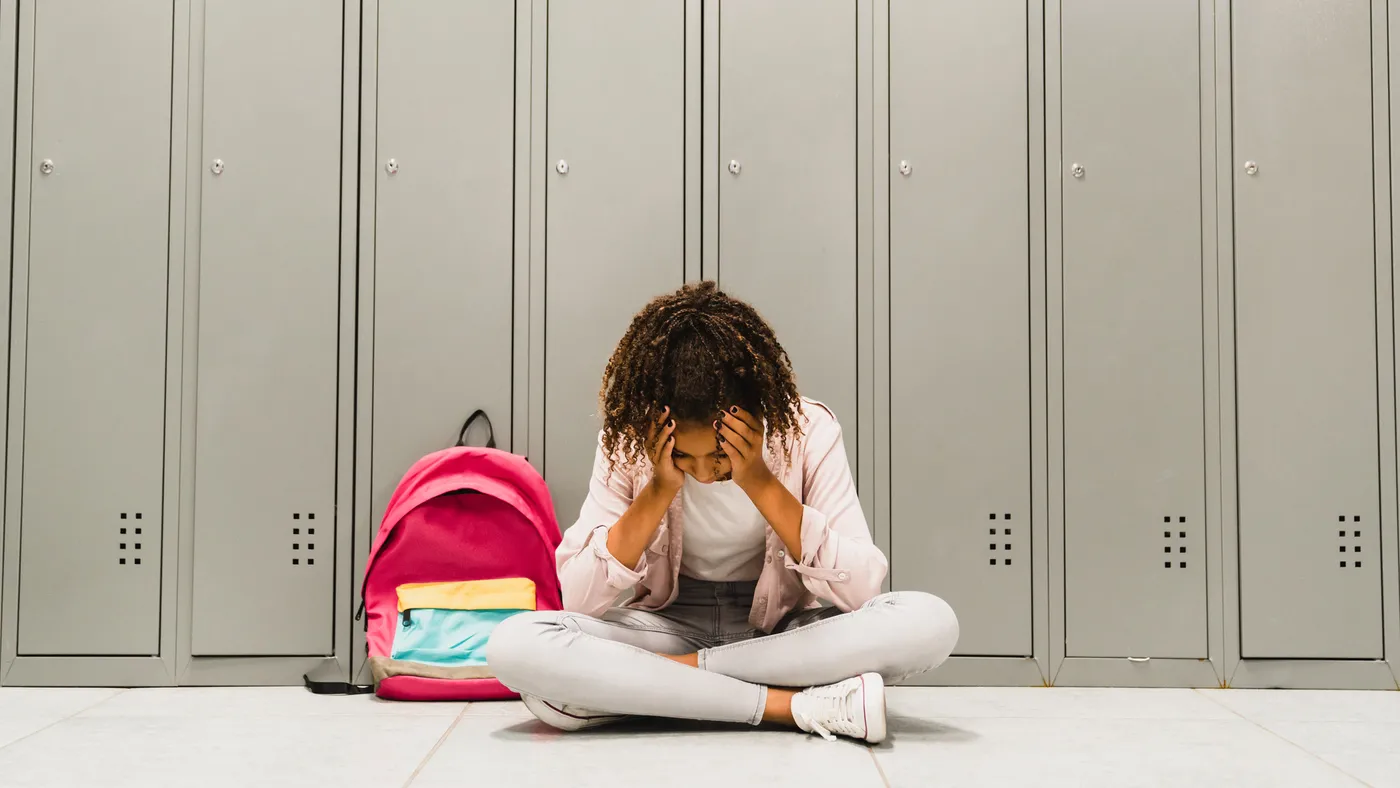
[556,434,648,616]
[782,406,889,610]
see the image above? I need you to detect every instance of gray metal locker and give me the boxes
[1233,0,1381,659]
[717,0,857,441]
[889,0,1031,657]
[1061,0,1207,658]
[544,0,686,523]
[190,0,343,656]
[371,0,515,528]
[15,0,173,656]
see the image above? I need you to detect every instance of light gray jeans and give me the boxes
[487,576,959,726]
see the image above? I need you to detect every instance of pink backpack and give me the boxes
[349,412,562,701]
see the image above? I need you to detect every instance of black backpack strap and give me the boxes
[455,410,497,449]
[302,675,374,695]
[303,659,374,695]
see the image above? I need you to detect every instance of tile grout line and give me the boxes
[867,746,892,788]
[400,703,469,788]
[1190,689,1372,786]
[0,688,130,754]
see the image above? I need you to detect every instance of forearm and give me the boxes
[605,481,678,570]
[742,475,804,558]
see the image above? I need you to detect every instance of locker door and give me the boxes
[545,0,686,523]
[718,0,857,443]
[372,0,515,528]
[16,0,173,656]
[889,0,1031,656]
[1233,0,1380,658]
[1061,0,1207,658]
[190,0,343,656]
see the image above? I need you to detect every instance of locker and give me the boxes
[371,0,515,528]
[16,0,173,656]
[718,0,857,444]
[1233,0,1381,659]
[1061,0,1207,658]
[888,0,1031,656]
[544,0,686,523]
[190,0,343,656]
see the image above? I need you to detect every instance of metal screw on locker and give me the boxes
[210,159,224,176]
[728,159,742,175]
[385,158,399,175]
[898,160,912,176]
[39,159,54,175]
[1244,160,1259,176]
[1071,163,1085,179]
[556,159,569,175]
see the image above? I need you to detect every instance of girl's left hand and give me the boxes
[716,407,773,491]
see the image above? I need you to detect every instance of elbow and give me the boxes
[831,552,889,610]
[559,577,615,618]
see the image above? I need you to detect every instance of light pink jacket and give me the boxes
[556,398,889,632]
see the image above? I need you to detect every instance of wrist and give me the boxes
[646,476,682,501]
[736,466,777,496]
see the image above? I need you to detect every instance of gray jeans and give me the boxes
[487,576,959,725]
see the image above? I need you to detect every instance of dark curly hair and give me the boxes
[599,281,803,471]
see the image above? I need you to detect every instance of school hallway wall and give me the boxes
[1,0,1398,692]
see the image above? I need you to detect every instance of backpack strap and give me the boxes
[303,659,374,695]
[455,410,497,449]
[302,675,374,695]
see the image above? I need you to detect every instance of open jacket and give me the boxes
[556,398,889,632]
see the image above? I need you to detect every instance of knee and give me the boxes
[872,592,959,677]
[486,611,567,691]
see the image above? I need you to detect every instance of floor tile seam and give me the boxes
[0,688,129,754]
[1189,688,1369,785]
[400,702,468,788]
[867,745,892,788]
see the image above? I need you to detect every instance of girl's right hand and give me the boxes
[647,407,684,494]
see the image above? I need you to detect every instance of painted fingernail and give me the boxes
[718,434,726,442]
[667,419,674,427]
[730,406,738,414]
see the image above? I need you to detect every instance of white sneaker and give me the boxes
[520,694,629,732]
[791,672,887,744]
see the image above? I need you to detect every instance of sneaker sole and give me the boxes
[859,672,888,744]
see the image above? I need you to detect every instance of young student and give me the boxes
[488,282,958,743]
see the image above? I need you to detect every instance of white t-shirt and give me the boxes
[678,475,769,582]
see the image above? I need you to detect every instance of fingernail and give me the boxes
[718,434,726,442]
[667,419,674,427]
[730,406,738,414]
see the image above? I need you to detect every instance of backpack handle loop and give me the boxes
[455,410,497,449]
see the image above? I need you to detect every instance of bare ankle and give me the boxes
[661,653,700,668]
[762,687,798,726]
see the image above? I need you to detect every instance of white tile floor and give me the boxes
[0,686,1396,787]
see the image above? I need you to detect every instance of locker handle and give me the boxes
[1126,656,1150,663]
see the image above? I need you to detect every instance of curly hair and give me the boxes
[599,281,803,472]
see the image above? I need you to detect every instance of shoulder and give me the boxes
[797,397,839,427]
[793,397,844,453]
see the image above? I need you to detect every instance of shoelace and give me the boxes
[795,683,862,742]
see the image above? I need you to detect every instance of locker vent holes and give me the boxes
[1339,516,1363,568]
[1163,516,1187,569]
[294,513,317,567]
[118,514,145,566]
[988,513,1013,566]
